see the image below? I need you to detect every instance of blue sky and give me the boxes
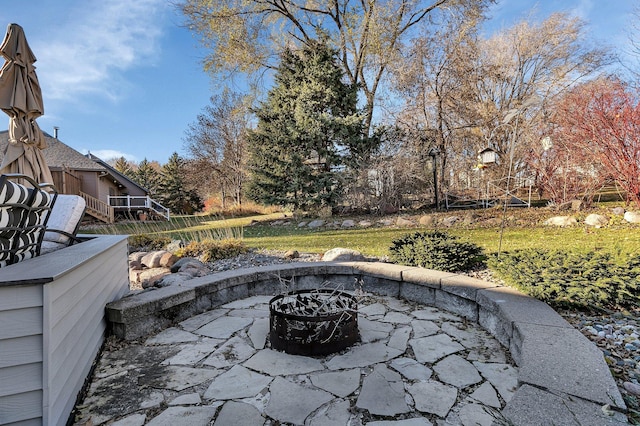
[0,0,636,164]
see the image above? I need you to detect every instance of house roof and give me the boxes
[87,153,149,194]
[1,130,149,194]
[0,130,106,172]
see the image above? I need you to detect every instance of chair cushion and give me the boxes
[44,195,86,244]
[0,179,31,229]
[0,177,32,266]
[0,174,56,267]
[0,178,31,204]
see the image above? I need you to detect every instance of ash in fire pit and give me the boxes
[269,289,359,356]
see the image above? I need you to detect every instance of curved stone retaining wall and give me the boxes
[106,261,628,425]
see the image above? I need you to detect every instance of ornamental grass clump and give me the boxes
[128,234,172,251]
[488,249,640,310]
[175,238,248,262]
[389,230,485,272]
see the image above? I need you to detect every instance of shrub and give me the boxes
[128,234,171,252]
[389,231,485,272]
[175,238,248,262]
[488,249,640,310]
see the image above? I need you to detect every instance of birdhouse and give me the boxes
[478,147,498,165]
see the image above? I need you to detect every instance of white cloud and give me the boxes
[81,148,138,163]
[33,0,167,104]
[570,0,593,20]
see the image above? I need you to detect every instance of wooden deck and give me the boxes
[108,195,170,220]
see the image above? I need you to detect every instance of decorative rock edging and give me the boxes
[106,262,629,424]
[264,208,640,231]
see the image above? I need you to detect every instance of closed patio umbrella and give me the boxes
[0,23,53,185]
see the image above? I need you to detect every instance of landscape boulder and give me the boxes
[155,272,193,287]
[419,215,435,226]
[612,207,625,216]
[174,258,210,277]
[321,248,366,262]
[129,252,146,264]
[584,214,609,228]
[128,259,143,271]
[543,216,578,227]
[132,267,172,289]
[557,200,583,211]
[442,216,460,227]
[170,257,199,273]
[358,220,373,228]
[341,219,356,228]
[284,250,299,259]
[141,250,178,268]
[624,211,640,224]
[307,219,325,228]
[396,217,414,227]
[624,382,640,396]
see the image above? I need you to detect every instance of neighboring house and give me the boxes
[0,130,168,223]
[85,153,169,221]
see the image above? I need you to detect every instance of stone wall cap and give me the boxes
[440,274,501,300]
[107,286,195,322]
[401,267,457,288]
[502,384,628,425]
[350,262,414,280]
[477,286,571,329]
[514,322,625,409]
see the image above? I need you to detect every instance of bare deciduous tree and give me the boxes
[472,13,613,182]
[183,91,251,208]
[393,5,485,199]
[180,0,491,134]
[394,11,613,202]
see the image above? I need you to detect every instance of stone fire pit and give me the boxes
[269,289,359,356]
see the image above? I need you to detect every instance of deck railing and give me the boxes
[444,176,533,210]
[107,195,170,220]
[80,191,115,223]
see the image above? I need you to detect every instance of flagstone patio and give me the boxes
[73,262,629,425]
[76,293,518,425]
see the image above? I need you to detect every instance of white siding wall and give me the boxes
[0,235,129,426]
[0,286,43,425]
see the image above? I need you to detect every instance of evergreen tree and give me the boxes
[113,156,135,179]
[157,153,203,214]
[134,158,161,197]
[246,40,364,211]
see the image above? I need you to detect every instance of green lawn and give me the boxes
[242,224,640,257]
[85,209,640,258]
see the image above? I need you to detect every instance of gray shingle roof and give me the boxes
[0,130,106,171]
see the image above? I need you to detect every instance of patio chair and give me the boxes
[40,194,86,254]
[0,173,57,267]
